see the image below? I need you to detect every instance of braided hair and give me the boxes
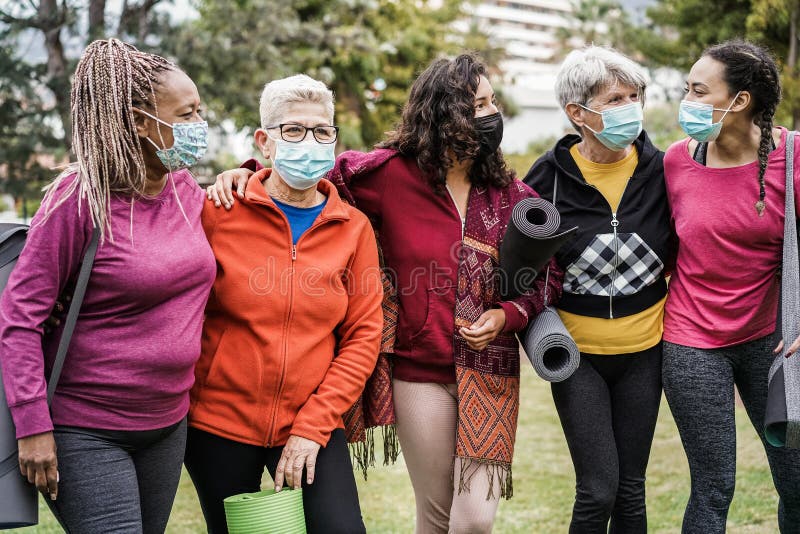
[704,39,781,216]
[41,39,175,239]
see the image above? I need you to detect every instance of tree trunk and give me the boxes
[786,0,800,130]
[138,5,149,44]
[89,0,107,42]
[789,0,800,130]
[116,0,162,44]
[117,0,129,36]
[39,0,71,152]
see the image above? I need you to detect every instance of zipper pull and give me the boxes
[611,213,619,227]
[291,245,297,261]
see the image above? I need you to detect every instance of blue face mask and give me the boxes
[678,92,740,142]
[579,102,643,151]
[140,109,208,170]
[271,138,336,190]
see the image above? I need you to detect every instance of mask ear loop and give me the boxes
[158,114,191,230]
[132,108,192,241]
[575,104,605,136]
[713,91,742,121]
[144,137,165,151]
[169,167,192,229]
[136,107,173,152]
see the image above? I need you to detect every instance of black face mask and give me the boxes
[475,112,504,157]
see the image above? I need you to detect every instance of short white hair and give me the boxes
[555,46,649,118]
[259,74,334,128]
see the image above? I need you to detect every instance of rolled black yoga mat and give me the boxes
[0,369,38,530]
[765,130,800,449]
[766,361,789,447]
[0,226,37,530]
[499,197,577,300]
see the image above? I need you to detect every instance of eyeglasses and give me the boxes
[265,123,339,144]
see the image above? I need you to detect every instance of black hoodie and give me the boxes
[523,130,673,319]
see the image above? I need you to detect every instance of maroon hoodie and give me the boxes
[244,150,562,383]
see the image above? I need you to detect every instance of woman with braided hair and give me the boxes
[663,39,800,532]
[0,39,215,532]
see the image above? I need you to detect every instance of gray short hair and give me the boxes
[555,46,648,113]
[259,74,334,128]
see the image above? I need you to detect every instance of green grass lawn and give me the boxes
[17,364,779,533]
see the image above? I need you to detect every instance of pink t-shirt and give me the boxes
[664,127,800,348]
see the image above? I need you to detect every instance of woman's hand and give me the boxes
[774,334,800,358]
[206,169,254,209]
[42,294,71,335]
[274,435,321,491]
[459,309,506,351]
[18,431,58,500]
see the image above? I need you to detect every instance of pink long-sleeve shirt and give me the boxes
[0,170,215,438]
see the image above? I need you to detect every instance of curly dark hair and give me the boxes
[704,39,781,215]
[379,53,515,193]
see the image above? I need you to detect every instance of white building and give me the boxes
[463,0,576,152]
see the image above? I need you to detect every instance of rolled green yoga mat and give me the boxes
[224,488,306,534]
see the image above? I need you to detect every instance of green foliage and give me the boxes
[163,0,496,150]
[0,28,59,206]
[0,0,171,202]
[746,0,800,127]
[1,1,497,197]
[17,196,43,220]
[635,0,750,69]
[627,0,800,127]
[644,102,686,151]
[504,137,559,177]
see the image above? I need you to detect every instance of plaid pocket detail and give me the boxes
[564,232,663,297]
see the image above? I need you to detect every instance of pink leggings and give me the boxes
[393,379,502,534]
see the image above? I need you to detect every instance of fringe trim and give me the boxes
[349,430,374,481]
[381,424,400,465]
[456,457,514,500]
[349,424,400,480]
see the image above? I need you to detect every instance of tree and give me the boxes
[1,1,73,149]
[163,0,496,150]
[747,0,800,127]
[1,0,497,192]
[0,0,169,153]
[625,0,800,127]
[628,0,750,70]
[0,27,59,215]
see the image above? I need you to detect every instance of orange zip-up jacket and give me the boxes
[189,169,383,447]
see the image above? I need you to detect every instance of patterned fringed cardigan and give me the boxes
[330,149,563,497]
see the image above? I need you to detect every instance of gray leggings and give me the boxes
[46,418,187,534]
[663,335,800,534]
